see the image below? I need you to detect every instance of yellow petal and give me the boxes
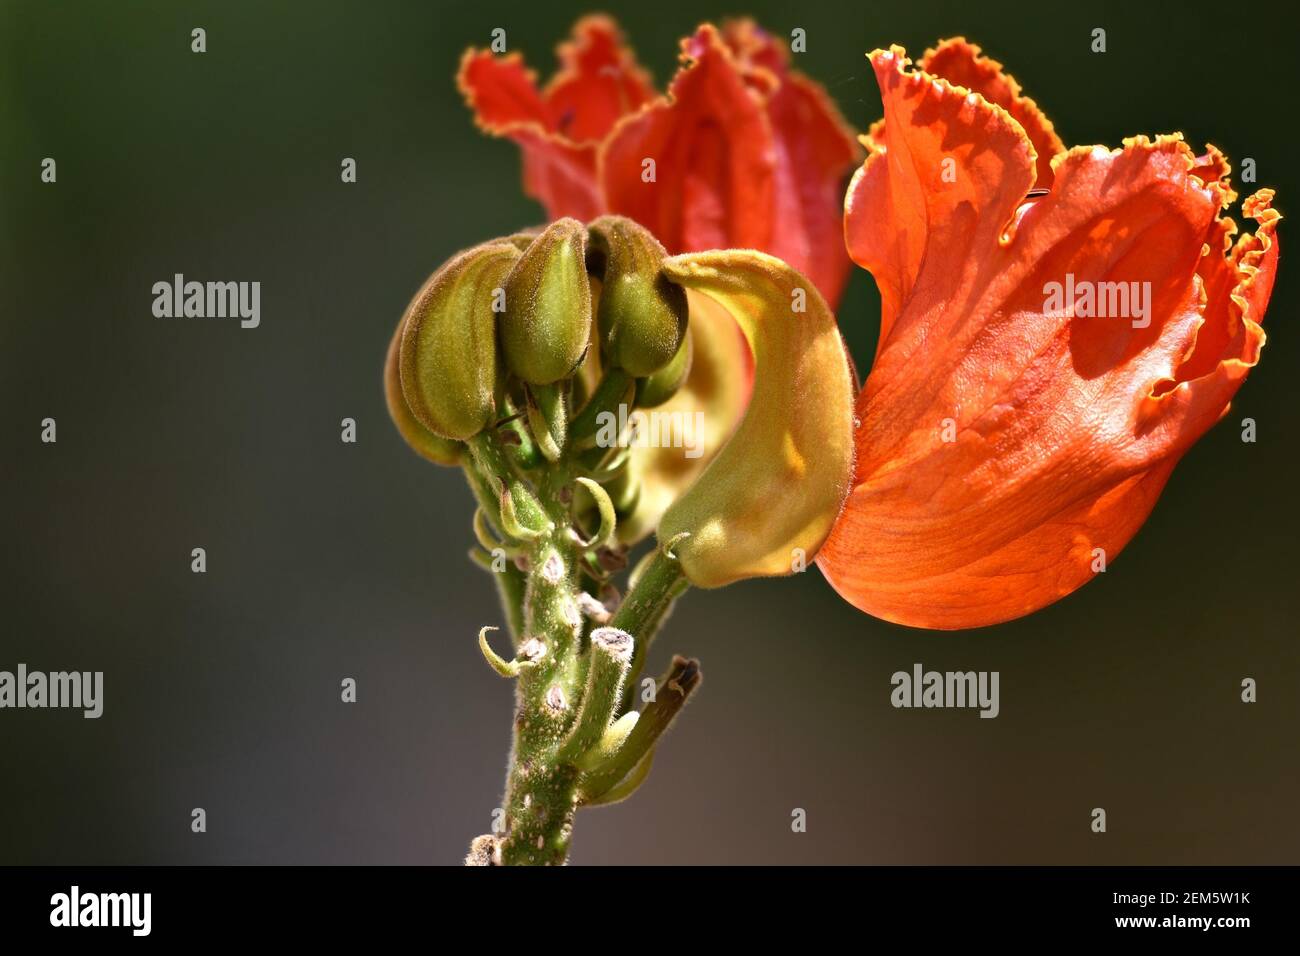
[616,287,751,544]
[655,251,855,587]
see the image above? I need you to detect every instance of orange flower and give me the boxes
[458,16,861,306]
[817,39,1280,629]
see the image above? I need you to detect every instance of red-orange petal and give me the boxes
[599,25,777,257]
[844,46,1038,349]
[719,18,787,77]
[543,15,655,145]
[458,41,603,219]
[919,37,1065,188]
[1174,188,1277,384]
[709,19,862,305]
[457,48,552,131]
[762,60,861,306]
[518,134,606,223]
[461,18,857,307]
[820,47,1279,629]
[1188,143,1236,203]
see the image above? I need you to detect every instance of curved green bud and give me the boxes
[383,315,463,465]
[399,242,519,440]
[501,218,592,385]
[588,216,688,377]
[571,276,605,406]
[635,329,692,408]
[655,252,856,589]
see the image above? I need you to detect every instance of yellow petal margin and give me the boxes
[656,251,856,588]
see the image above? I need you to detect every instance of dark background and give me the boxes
[1,0,1295,865]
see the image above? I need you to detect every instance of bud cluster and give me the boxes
[385,215,692,549]
[386,216,705,865]
[386,216,856,865]
[387,215,688,439]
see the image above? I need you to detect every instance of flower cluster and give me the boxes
[386,214,854,863]
[459,17,861,306]
[390,19,1281,865]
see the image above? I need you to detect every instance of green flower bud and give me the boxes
[635,329,692,408]
[399,241,520,441]
[383,316,462,466]
[501,218,592,385]
[587,216,688,377]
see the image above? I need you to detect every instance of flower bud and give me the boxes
[587,216,688,377]
[501,218,592,385]
[399,241,520,440]
[634,330,692,408]
[384,316,462,465]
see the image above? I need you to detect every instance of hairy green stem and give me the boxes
[493,542,688,863]
[613,547,688,708]
[497,530,585,864]
[466,398,692,864]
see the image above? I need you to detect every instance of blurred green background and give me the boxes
[1,0,1295,864]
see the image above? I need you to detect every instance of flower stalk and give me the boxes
[388,215,856,864]
[465,428,691,865]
